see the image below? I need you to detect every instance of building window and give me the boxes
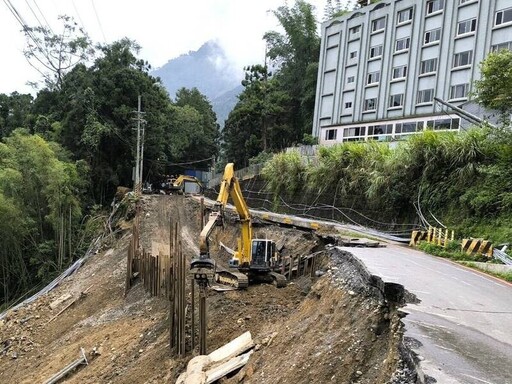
[496,8,512,26]
[417,89,434,104]
[492,41,512,51]
[457,18,477,35]
[367,71,380,85]
[368,124,393,136]
[349,51,358,59]
[450,83,469,99]
[395,37,410,52]
[325,129,337,141]
[369,45,383,58]
[349,26,361,37]
[364,98,377,111]
[424,28,441,44]
[389,94,404,108]
[345,102,353,109]
[396,122,419,134]
[344,127,365,137]
[347,76,355,84]
[397,8,413,24]
[392,65,407,79]
[372,17,386,32]
[453,51,473,67]
[426,0,444,15]
[420,58,438,74]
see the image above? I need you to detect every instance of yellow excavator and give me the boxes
[190,163,286,289]
[155,175,203,194]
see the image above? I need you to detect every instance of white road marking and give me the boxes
[460,374,495,384]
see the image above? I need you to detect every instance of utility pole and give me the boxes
[133,95,146,195]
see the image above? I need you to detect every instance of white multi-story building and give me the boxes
[312,0,512,145]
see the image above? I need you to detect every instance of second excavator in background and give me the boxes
[190,163,287,289]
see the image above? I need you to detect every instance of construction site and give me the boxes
[0,165,421,383]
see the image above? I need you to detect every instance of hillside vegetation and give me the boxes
[262,127,512,244]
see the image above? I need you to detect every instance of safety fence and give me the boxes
[409,227,505,261]
[461,238,493,258]
[409,227,454,247]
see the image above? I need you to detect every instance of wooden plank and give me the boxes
[208,331,253,363]
[205,350,253,384]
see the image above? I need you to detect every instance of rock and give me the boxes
[11,352,17,359]
[138,349,143,354]
[356,370,363,376]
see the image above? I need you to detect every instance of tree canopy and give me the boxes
[222,0,320,166]
[474,49,512,121]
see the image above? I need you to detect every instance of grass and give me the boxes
[416,241,512,283]
[459,261,512,283]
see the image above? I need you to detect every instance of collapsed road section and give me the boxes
[0,195,421,383]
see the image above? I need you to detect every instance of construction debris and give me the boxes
[176,331,254,384]
[43,347,88,384]
[47,285,92,324]
[48,293,72,310]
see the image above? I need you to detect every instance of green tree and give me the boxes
[474,49,512,122]
[0,92,34,138]
[173,87,220,161]
[222,65,291,166]
[264,0,320,137]
[0,130,86,305]
[23,15,95,90]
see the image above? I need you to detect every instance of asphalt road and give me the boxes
[339,245,512,384]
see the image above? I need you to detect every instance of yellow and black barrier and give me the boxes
[409,230,427,246]
[426,227,454,248]
[409,227,454,247]
[462,238,493,258]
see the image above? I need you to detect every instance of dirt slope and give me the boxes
[0,195,414,383]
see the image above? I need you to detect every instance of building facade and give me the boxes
[312,0,512,145]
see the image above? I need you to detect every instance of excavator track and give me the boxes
[270,272,287,288]
[215,268,249,289]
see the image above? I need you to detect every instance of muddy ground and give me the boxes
[0,195,417,383]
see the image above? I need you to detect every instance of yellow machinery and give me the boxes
[156,175,203,194]
[190,163,286,289]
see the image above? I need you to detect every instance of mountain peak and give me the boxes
[151,41,243,126]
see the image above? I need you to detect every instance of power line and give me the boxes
[71,0,86,31]
[24,0,46,32]
[90,0,106,43]
[28,0,53,34]
[3,0,47,59]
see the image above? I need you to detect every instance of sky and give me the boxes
[0,0,328,95]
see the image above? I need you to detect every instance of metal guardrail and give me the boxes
[208,163,264,188]
[0,235,103,320]
[493,249,512,266]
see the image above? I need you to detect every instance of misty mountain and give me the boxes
[151,41,243,126]
[211,84,243,126]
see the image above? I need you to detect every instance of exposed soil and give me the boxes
[0,195,416,383]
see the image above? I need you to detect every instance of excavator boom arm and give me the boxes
[197,163,252,265]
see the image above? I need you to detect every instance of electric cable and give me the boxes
[90,0,106,43]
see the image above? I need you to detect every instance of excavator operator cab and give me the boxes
[250,239,276,269]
